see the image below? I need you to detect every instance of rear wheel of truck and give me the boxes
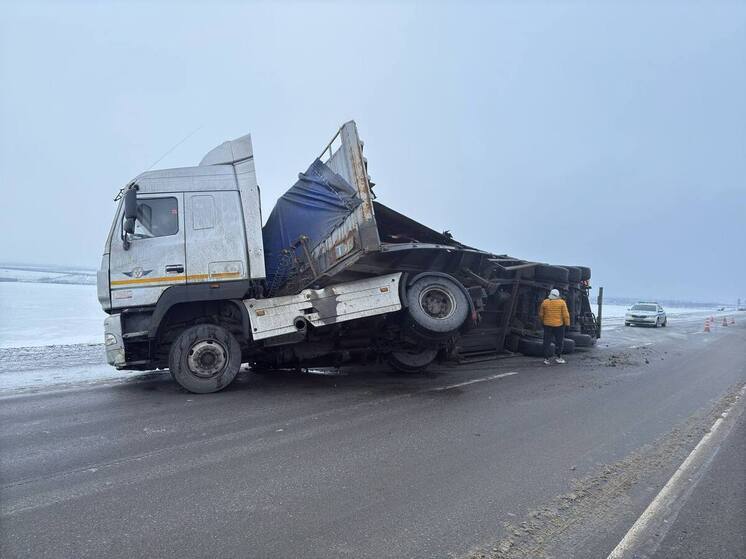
[168,324,242,394]
[405,275,469,337]
[387,346,438,373]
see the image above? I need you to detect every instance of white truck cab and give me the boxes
[98,123,473,393]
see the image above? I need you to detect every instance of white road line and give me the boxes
[429,372,518,391]
[606,383,746,559]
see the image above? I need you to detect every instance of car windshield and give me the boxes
[631,304,657,311]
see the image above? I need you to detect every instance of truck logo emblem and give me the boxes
[123,267,152,278]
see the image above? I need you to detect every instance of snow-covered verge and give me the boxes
[0,282,104,348]
[0,265,96,285]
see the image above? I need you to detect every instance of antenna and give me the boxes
[145,124,204,171]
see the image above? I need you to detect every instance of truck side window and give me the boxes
[132,197,179,238]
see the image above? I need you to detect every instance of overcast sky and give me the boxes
[1,1,744,302]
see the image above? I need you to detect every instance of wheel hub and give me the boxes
[187,340,227,378]
[419,287,456,320]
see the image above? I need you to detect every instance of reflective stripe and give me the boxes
[110,271,242,288]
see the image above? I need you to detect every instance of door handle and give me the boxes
[165,265,184,274]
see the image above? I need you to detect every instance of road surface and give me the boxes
[1,314,745,558]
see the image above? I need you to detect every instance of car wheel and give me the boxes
[662,318,667,327]
[168,324,242,393]
[625,322,630,327]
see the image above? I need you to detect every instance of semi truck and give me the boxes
[98,121,599,393]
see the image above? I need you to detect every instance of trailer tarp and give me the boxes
[262,159,361,290]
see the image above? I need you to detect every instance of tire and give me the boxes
[625,322,630,327]
[561,266,582,283]
[518,337,548,357]
[405,275,469,337]
[168,324,242,393]
[504,334,521,353]
[565,332,594,347]
[653,318,660,328]
[562,338,576,354]
[577,266,591,281]
[387,346,438,373]
[662,318,667,327]
[534,265,569,283]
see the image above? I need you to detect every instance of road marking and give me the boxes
[429,372,518,391]
[606,383,746,559]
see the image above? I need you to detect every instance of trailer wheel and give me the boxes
[534,265,570,283]
[405,275,469,336]
[577,266,591,281]
[517,337,548,357]
[387,346,438,373]
[565,332,594,347]
[169,324,241,393]
[561,266,582,283]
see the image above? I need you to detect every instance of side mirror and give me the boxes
[121,187,138,250]
[124,187,138,220]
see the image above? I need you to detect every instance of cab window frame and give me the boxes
[121,196,180,240]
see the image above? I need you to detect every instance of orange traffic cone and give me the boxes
[722,317,729,327]
[704,320,711,332]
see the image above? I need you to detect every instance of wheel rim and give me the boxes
[187,339,228,378]
[418,287,456,320]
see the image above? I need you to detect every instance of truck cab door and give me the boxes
[109,193,186,309]
[184,191,249,284]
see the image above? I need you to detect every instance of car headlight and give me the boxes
[105,333,118,346]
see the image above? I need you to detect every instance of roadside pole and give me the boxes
[597,286,604,339]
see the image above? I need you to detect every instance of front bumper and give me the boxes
[626,316,657,325]
[103,314,126,367]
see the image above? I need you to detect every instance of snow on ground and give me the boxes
[0,282,104,348]
[0,265,96,285]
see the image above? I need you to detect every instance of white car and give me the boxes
[625,302,667,327]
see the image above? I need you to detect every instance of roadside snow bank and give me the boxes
[0,282,104,348]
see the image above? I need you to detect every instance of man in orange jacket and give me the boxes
[539,288,571,365]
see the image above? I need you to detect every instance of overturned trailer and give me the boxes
[258,121,599,369]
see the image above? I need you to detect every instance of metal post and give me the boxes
[597,286,604,339]
[496,271,522,352]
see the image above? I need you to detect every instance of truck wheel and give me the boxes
[517,337,548,357]
[534,265,569,283]
[562,338,576,354]
[387,346,439,373]
[169,324,241,393]
[406,275,469,336]
[565,332,593,347]
[560,266,582,283]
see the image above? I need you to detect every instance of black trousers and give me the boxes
[543,325,565,358]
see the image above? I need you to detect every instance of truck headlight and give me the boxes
[105,333,118,346]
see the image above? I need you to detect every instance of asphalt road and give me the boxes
[1,315,745,559]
